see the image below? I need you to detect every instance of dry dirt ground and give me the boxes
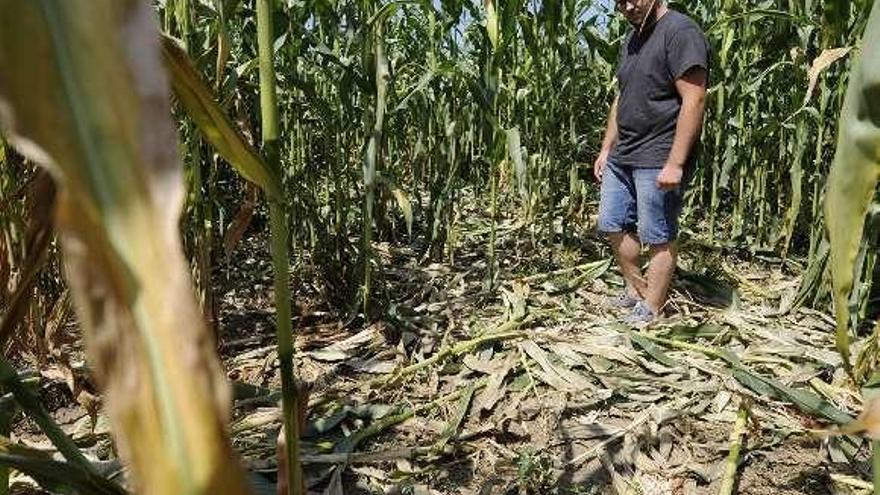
[216,204,871,495]
[8,206,875,495]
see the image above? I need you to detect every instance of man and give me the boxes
[594,0,709,323]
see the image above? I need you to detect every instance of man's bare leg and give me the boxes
[643,242,677,313]
[609,232,647,298]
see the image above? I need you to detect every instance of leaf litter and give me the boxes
[206,203,879,495]
[15,201,876,495]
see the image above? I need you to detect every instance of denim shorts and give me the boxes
[597,161,684,245]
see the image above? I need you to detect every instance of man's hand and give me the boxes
[594,151,610,182]
[656,164,683,191]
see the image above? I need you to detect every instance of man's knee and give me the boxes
[647,241,677,256]
[608,230,640,249]
[608,231,625,244]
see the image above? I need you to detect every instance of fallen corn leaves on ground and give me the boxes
[9,199,873,495]
[218,203,871,495]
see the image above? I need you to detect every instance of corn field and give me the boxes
[156,0,879,312]
[0,0,878,494]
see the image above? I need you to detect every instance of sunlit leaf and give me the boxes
[161,35,283,201]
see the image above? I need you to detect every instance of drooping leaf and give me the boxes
[390,187,413,236]
[803,47,852,105]
[475,352,518,413]
[160,35,283,201]
[826,2,880,373]
[436,382,477,450]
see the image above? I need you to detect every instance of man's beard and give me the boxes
[628,2,658,30]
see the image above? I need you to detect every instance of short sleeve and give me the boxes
[667,26,709,81]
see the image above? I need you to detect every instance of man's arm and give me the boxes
[594,95,620,181]
[656,67,707,190]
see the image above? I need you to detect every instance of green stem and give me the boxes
[488,159,497,288]
[368,315,532,389]
[269,201,302,495]
[256,0,278,144]
[363,188,373,316]
[257,0,302,493]
[0,403,10,495]
[718,405,748,495]
[873,441,880,495]
[0,358,93,474]
[339,376,489,456]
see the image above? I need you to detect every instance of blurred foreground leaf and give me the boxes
[826,1,880,374]
[0,1,251,494]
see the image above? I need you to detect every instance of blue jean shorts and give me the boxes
[597,161,684,245]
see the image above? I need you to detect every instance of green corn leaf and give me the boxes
[706,9,807,34]
[160,35,283,201]
[0,437,126,495]
[506,127,526,199]
[730,368,853,425]
[485,0,499,50]
[826,1,880,374]
[638,333,853,425]
[629,333,681,369]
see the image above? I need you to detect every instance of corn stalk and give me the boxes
[255,0,304,493]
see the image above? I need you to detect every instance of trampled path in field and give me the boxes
[221,207,870,495]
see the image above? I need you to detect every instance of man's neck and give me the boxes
[655,3,669,21]
[639,2,669,33]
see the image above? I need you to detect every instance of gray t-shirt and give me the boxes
[609,10,710,169]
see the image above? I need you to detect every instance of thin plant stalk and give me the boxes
[718,405,748,495]
[362,14,390,316]
[873,440,880,495]
[255,0,303,493]
[0,415,6,495]
[0,358,91,472]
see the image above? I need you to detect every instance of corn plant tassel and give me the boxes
[0,1,251,494]
[255,0,304,494]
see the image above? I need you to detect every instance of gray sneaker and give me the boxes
[624,301,657,325]
[607,291,642,309]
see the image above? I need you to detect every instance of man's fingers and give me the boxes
[657,180,677,191]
